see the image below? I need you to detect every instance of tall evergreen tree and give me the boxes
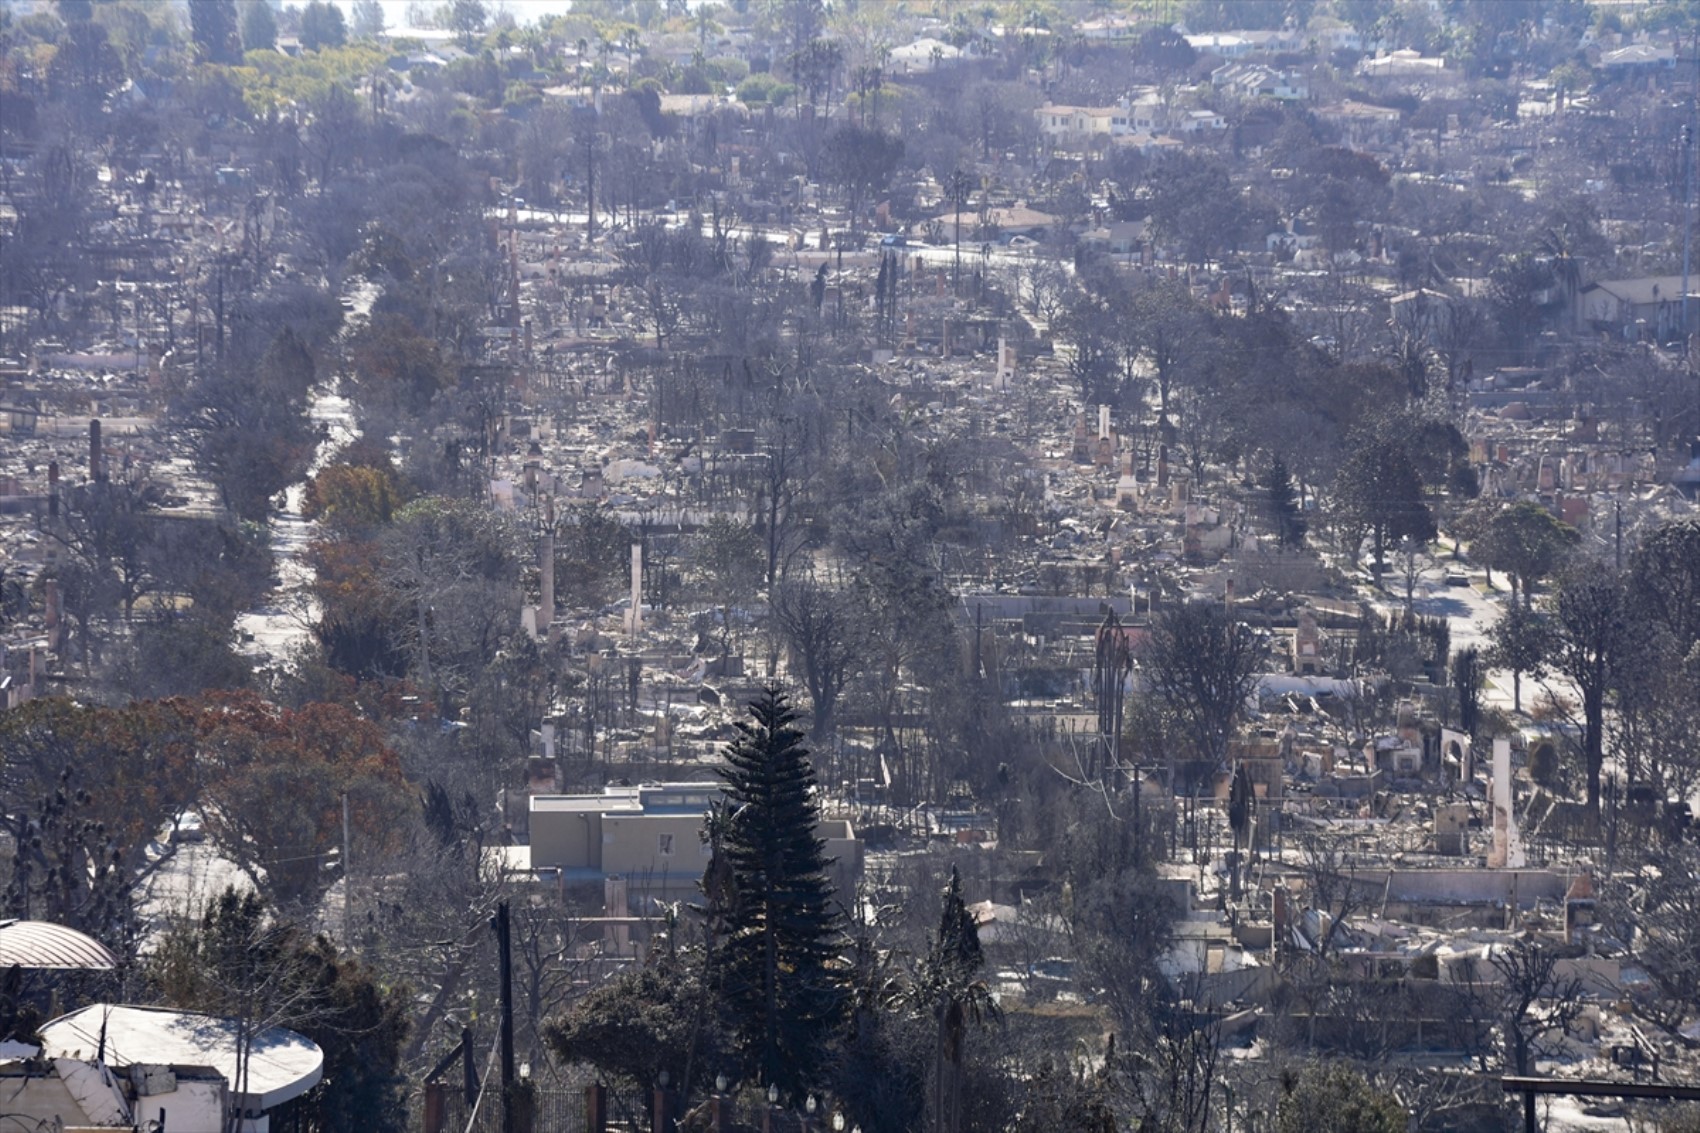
[716,688,845,1097]
[239,0,277,53]
[190,0,242,64]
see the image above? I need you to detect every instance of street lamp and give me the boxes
[712,1073,730,1132]
[832,1114,845,1132]
[768,1084,779,1105]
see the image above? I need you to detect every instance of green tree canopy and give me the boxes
[544,952,722,1099]
[1487,599,1554,714]
[1460,499,1578,606]
[1331,416,1439,573]
[447,0,488,50]
[1630,517,1700,649]
[300,0,347,51]
[1275,1061,1406,1133]
[350,0,386,38]
[1551,569,1634,812]
[191,0,242,64]
[240,0,277,52]
[149,887,410,1133]
[820,125,903,234]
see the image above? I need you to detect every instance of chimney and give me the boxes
[523,442,541,495]
[44,578,61,653]
[1099,404,1111,440]
[47,460,59,518]
[1489,738,1512,868]
[540,502,555,627]
[605,874,628,917]
[89,419,102,482]
[628,542,643,636]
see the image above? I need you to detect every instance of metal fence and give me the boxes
[534,1087,591,1133]
[426,1085,590,1133]
[418,1076,835,1133]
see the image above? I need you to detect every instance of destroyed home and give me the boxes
[2,1,1700,1131]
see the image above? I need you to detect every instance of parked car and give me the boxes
[169,810,205,844]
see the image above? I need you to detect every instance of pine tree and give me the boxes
[716,688,845,1098]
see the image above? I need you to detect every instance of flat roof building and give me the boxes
[529,781,861,919]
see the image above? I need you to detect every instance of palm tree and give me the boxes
[1539,226,1583,333]
[907,867,998,1133]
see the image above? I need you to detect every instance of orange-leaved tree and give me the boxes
[193,691,412,909]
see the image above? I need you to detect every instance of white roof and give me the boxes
[40,1005,324,1109]
[890,38,961,63]
[0,920,117,970]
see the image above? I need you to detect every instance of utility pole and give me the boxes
[1689,31,1700,339]
[1692,34,1700,445]
[1683,122,1693,339]
[342,792,351,948]
[971,602,983,679]
[949,169,970,294]
[492,900,515,1133]
[1614,498,1623,571]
